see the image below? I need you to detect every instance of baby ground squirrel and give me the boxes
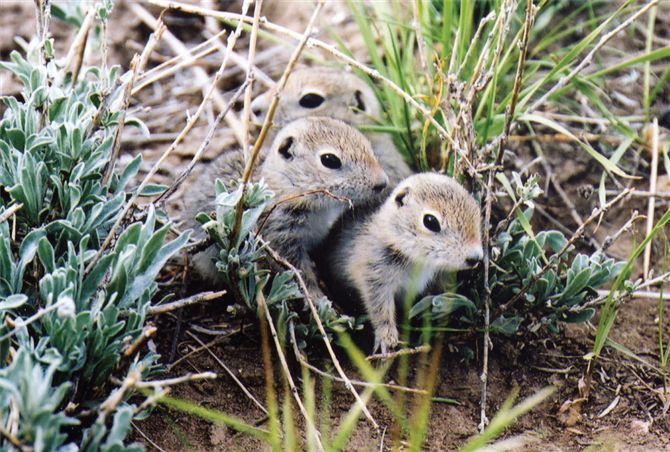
[251,66,412,186]
[183,116,389,297]
[318,173,483,353]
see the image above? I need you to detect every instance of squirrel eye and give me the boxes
[354,90,366,113]
[423,214,441,233]
[320,153,342,170]
[299,93,325,109]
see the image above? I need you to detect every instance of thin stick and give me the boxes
[258,289,324,451]
[103,22,165,186]
[132,422,168,452]
[366,344,431,361]
[186,330,269,415]
[146,0,476,174]
[134,372,217,388]
[643,119,660,279]
[479,0,534,431]
[288,321,425,396]
[86,2,251,274]
[598,210,642,254]
[229,0,324,248]
[145,290,227,317]
[0,298,69,342]
[528,0,659,112]
[264,242,379,429]
[241,0,263,162]
[499,188,632,313]
[155,82,248,204]
[0,203,22,224]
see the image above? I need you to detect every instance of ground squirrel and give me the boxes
[318,173,483,353]
[251,66,412,186]
[183,116,389,297]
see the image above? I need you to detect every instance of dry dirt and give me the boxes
[2,1,670,451]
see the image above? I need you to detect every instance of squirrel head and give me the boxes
[251,67,382,127]
[262,117,388,209]
[381,173,483,271]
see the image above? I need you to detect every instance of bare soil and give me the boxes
[2,1,670,451]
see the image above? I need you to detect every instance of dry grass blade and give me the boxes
[0,204,22,224]
[528,0,659,112]
[643,119,660,279]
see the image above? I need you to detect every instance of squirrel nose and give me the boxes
[465,247,483,268]
[372,174,389,193]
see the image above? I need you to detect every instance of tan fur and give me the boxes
[183,117,389,297]
[251,66,412,186]
[321,173,483,353]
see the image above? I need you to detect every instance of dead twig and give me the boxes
[264,242,379,429]
[366,344,431,361]
[0,203,23,224]
[479,0,534,431]
[258,288,324,451]
[229,0,324,247]
[185,330,269,416]
[86,2,251,275]
[155,82,248,204]
[498,188,632,314]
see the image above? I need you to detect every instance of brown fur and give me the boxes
[320,173,483,353]
[183,117,389,297]
[251,66,412,186]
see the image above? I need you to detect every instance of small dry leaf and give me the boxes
[558,399,583,427]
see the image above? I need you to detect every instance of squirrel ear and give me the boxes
[394,187,408,207]
[277,136,294,160]
[354,90,366,113]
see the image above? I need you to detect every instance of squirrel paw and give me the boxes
[373,326,399,354]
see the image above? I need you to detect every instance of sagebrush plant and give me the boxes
[0,4,189,450]
[197,179,363,347]
[182,0,667,449]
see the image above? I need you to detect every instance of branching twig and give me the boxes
[499,188,632,314]
[264,242,379,429]
[133,372,217,388]
[479,0,534,431]
[229,0,324,247]
[86,2,251,275]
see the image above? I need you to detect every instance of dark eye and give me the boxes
[423,214,441,233]
[320,153,342,169]
[299,93,325,109]
[278,136,294,160]
[354,90,366,112]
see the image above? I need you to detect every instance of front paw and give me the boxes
[373,325,399,354]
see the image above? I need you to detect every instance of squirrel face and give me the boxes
[261,117,389,208]
[251,67,382,127]
[382,173,483,271]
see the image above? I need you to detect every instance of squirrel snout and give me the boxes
[372,172,389,193]
[465,247,484,268]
